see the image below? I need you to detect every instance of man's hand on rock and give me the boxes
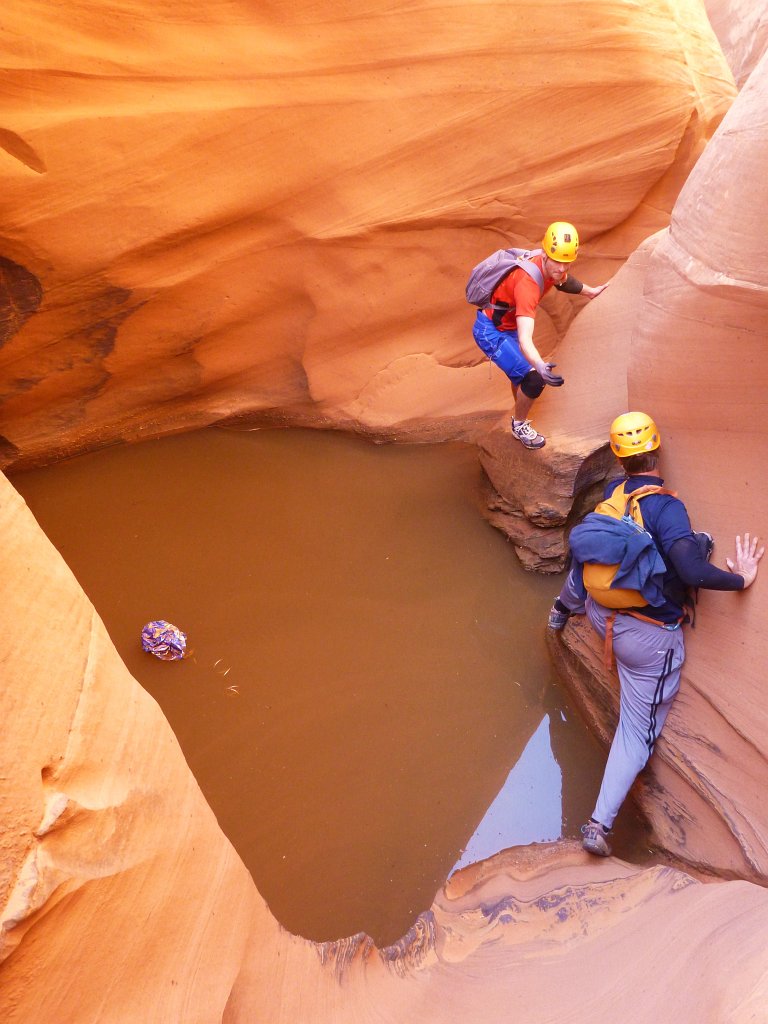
[726,533,765,588]
[583,282,610,299]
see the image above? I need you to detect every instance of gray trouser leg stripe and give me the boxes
[646,648,674,755]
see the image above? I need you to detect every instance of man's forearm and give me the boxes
[668,537,745,590]
[582,282,609,299]
[555,274,584,294]
[557,279,607,298]
[516,316,544,369]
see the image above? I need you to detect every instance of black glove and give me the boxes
[541,363,564,387]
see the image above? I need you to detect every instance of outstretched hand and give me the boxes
[726,533,765,588]
[541,363,565,387]
[584,282,610,299]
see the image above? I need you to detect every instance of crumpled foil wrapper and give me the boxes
[141,620,187,661]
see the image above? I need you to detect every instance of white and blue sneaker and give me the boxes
[511,419,546,449]
[548,604,570,630]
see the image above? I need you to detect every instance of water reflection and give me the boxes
[452,713,562,873]
[9,427,650,946]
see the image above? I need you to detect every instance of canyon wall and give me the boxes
[547,45,768,880]
[3,0,768,1021]
[0,0,733,466]
[704,0,768,85]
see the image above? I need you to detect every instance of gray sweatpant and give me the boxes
[558,573,685,829]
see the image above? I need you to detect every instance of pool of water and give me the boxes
[10,427,653,945]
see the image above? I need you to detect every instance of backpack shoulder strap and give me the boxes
[596,482,677,524]
[488,250,546,307]
[624,485,678,526]
[595,480,631,518]
[515,257,545,296]
[627,485,677,503]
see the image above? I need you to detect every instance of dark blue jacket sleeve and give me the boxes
[667,537,744,591]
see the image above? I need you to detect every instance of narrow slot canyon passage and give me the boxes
[10,427,655,947]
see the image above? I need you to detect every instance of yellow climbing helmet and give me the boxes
[609,411,661,458]
[542,221,579,263]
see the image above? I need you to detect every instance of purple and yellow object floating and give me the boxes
[141,620,187,661]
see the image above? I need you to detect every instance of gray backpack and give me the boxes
[465,247,545,310]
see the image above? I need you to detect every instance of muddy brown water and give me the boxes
[10,427,655,946]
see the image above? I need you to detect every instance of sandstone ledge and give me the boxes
[478,430,616,572]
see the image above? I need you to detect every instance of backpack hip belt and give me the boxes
[602,607,685,670]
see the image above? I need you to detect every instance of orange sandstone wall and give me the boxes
[3,2,768,1021]
[630,45,768,876]
[547,46,768,880]
[0,0,734,466]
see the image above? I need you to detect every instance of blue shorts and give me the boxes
[472,311,532,384]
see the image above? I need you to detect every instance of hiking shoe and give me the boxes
[548,604,570,630]
[581,821,612,857]
[511,419,546,449]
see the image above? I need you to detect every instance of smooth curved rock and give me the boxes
[0,0,734,467]
[547,46,768,881]
[632,45,768,876]
[2,1,767,1020]
[226,845,768,1022]
[704,0,768,86]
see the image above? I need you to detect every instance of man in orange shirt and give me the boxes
[472,222,608,449]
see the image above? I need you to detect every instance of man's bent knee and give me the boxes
[519,369,545,399]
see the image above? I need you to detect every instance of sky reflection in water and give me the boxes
[452,713,563,874]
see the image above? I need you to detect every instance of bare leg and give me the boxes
[513,389,534,422]
[509,381,545,448]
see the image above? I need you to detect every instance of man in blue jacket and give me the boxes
[548,411,763,856]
